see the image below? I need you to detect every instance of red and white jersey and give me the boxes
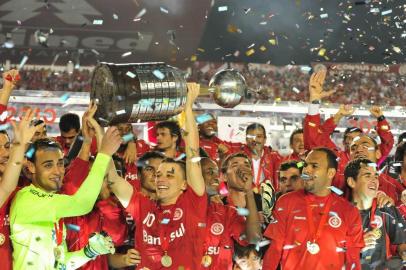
[263,190,364,270]
[0,194,12,270]
[198,202,247,270]
[126,186,208,270]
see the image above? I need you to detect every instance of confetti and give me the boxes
[218,6,228,12]
[0,123,10,131]
[26,147,35,159]
[91,49,100,55]
[370,8,379,13]
[134,8,147,20]
[175,153,186,161]
[152,69,165,80]
[121,132,134,143]
[237,208,250,216]
[320,13,328,19]
[246,49,255,56]
[328,186,344,195]
[381,9,392,16]
[297,162,304,168]
[66,224,80,232]
[219,185,229,196]
[60,93,70,102]
[160,7,169,14]
[0,111,9,122]
[161,218,170,224]
[92,19,103,25]
[18,55,29,70]
[292,87,300,94]
[126,71,136,78]
[121,51,132,58]
[196,113,214,124]
[113,13,118,20]
[115,109,126,115]
[191,157,202,163]
[246,134,256,139]
[269,39,277,45]
[318,48,326,56]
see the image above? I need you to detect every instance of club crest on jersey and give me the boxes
[210,223,224,235]
[0,233,5,246]
[371,215,383,228]
[328,215,342,228]
[173,208,183,221]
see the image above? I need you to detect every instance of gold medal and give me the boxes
[372,228,382,239]
[306,241,320,255]
[161,253,173,267]
[0,233,5,246]
[201,254,212,268]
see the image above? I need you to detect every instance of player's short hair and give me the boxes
[246,123,266,137]
[221,152,252,174]
[156,121,182,147]
[344,158,375,183]
[278,160,303,179]
[343,127,362,142]
[309,147,338,170]
[398,132,406,146]
[59,113,80,133]
[27,138,63,162]
[136,151,166,173]
[233,243,263,261]
[289,128,303,145]
[352,134,379,150]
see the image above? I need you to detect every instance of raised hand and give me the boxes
[337,104,355,117]
[99,126,122,156]
[122,249,141,266]
[123,141,137,164]
[82,101,98,142]
[2,69,20,90]
[369,106,384,118]
[308,70,334,102]
[11,108,43,145]
[186,82,200,107]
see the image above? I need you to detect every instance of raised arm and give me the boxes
[106,160,133,208]
[184,82,205,196]
[369,106,394,162]
[54,126,122,219]
[0,69,19,108]
[0,109,40,207]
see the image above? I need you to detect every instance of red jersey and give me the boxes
[397,204,406,220]
[55,135,98,157]
[65,198,128,270]
[0,194,13,270]
[378,173,404,204]
[115,139,151,182]
[126,187,208,270]
[199,136,240,162]
[263,190,364,270]
[241,145,282,191]
[199,202,247,270]
[62,157,128,270]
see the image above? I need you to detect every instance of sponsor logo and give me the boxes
[210,223,224,235]
[207,246,220,255]
[328,216,342,228]
[173,208,183,221]
[371,215,383,228]
[142,212,156,227]
[143,223,185,245]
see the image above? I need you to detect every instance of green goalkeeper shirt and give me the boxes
[10,153,111,270]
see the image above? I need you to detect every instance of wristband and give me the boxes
[311,100,321,104]
[377,115,385,122]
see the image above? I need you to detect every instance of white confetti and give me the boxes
[121,51,132,58]
[328,186,344,195]
[116,109,126,115]
[113,13,118,20]
[236,208,250,216]
[18,55,29,70]
[135,8,147,19]
[191,156,202,163]
[381,9,392,16]
[126,71,136,78]
[292,87,300,94]
[152,69,165,80]
[160,7,169,14]
[218,6,228,12]
[92,19,103,25]
[320,13,328,19]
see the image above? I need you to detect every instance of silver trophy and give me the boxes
[209,69,247,108]
[91,62,187,126]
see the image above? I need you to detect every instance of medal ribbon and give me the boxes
[54,219,64,246]
[369,198,378,229]
[158,206,176,254]
[253,155,265,189]
[305,194,332,242]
